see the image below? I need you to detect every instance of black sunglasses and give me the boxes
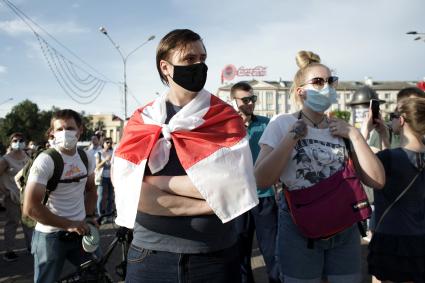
[236,95,258,104]
[389,112,401,120]
[301,76,339,88]
[12,139,24,143]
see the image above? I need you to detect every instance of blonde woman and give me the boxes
[255,51,385,283]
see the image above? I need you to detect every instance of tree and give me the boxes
[331,110,351,122]
[0,100,46,145]
[80,111,94,141]
[0,100,99,147]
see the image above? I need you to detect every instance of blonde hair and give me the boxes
[398,97,425,137]
[290,50,329,108]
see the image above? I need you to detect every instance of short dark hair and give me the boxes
[230,82,253,98]
[156,29,205,85]
[48,109,83,134]
[9,132,25,143]
[397,87,425,102]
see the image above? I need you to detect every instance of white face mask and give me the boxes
[11,141,25,151]
[54,130,78,150]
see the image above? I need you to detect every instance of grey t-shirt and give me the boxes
[132,101,236,253]
[374,148,425,235]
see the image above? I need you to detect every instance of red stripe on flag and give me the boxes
[173,95,246,169]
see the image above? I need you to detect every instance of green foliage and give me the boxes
[80,111,94,141]
[331,110,351,122]
[0,100,94,149]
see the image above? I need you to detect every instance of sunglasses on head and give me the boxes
[12,139,24,143]
[236,95,257,104]
[301,76,339,89]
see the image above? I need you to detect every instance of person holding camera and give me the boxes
[23,109,97,283]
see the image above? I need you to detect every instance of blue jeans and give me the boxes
[277,202,361,283]
[97,177,115,215]
[234,196,280,283]
[32,230,91,283]
[126,244,241,283]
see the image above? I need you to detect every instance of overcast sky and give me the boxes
[0,0,424,119]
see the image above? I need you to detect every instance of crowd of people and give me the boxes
[0,28,424,283]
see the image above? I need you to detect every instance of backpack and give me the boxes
[15,147,89,227]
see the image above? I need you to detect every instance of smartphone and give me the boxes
[370,99,380,124]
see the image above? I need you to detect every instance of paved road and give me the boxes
[0,209,371,283]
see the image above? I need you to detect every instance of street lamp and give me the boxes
[99,26,155,120]
[406,31,425,42]
[0,97,13,106]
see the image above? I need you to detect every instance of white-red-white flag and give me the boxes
[112,90,258,228]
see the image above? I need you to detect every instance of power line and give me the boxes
[36,33,105,104]
[0,0,120,105]
[1,0,115,83]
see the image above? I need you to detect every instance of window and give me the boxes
[345,93,351,100]
[266,91,273,103]
[267,104,273,111]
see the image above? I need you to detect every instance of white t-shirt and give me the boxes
[259,113,346,191]
[87,146,102,159]
[28,147,95,233]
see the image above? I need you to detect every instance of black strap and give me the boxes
[343,138,352,158]
[42,148,89,205]
[43,148,64,205]
[357,221,367,237]
[77,148,89,172]
[375,170,421,232]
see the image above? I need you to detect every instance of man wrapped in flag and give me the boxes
[112,29,258,282]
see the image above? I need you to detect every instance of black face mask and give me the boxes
[170,62,208,92]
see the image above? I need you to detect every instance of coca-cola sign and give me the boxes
[221,64,267,83]
[237,66,267,77]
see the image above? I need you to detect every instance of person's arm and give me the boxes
[138,181,213,216]
[23,182,89,235]
[255,120,307,188]
[96,153,111,170]
[144,175,203,199]
[0,158,8,194]
[375,119,390,150]
[329,118,385,189]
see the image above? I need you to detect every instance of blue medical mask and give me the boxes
[11,141,25,151]
[304,85,338,113]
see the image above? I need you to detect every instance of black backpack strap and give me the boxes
[56,148,89,184]
[43,148,64,205]
[77,148,89,173]
[357,221,367,237]
[343,138,352,158]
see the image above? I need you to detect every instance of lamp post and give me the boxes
[406,31,425,42]
[99,26,155,120]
